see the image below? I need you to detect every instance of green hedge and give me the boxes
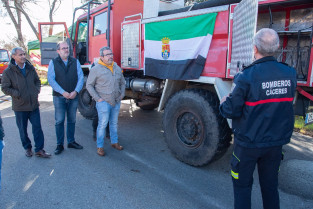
[40,78,49,85]
[294,116,313,135]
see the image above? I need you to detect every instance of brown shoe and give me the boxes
[25,148,33,157]
[111,143,123,150]
[97,147,105,156]
[35,150,51,158]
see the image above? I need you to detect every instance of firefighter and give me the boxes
[219,28,297,209]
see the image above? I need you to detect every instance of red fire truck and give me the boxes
[0,49,10,83]
[39,0,313,166]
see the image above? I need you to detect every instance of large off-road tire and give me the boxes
[163,89,232,166]
[78,76,97,119]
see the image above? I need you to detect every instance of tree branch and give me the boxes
[14,2,39,39]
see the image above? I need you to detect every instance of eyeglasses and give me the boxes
[103,53,113,57]
[60,47,69,50]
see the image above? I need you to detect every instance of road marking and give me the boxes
[123,151,228,209]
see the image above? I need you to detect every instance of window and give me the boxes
[0,50,9,62]
[93,12,107,36]
[77,22,87,42]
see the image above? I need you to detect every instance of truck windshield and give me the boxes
[0,50,9,62]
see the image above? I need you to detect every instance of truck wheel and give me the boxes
[78,77,97,119]
[163,89,232,166]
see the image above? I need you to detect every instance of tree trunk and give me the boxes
[48,0,62,35]
[14,3,39,39]
[1,0,27,50]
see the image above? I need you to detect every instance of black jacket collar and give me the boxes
[253,56,276,65]
[55,55,74,64]
[9,58,34,72]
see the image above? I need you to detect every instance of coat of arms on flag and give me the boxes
[161,37,170,60]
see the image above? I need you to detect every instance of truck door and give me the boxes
[228,0,258,77]
[121,15,142,70]
[38,22,70,65]
[89,10,108,63]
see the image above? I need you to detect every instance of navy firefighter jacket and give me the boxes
[219,56,297,148]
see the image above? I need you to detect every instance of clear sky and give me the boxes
[0,0,84,45]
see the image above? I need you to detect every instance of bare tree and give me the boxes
[0,40,18,52]
[0,0,66,51]
[159,0,207,6]
[14,1,39,40]
[48,0,62,35]
[0,0,31,50]
[185,0,206,6]
[81,0,106,3]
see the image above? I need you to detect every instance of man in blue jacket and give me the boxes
[220,28,297,209]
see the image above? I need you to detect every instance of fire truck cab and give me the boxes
[0,49,10,82]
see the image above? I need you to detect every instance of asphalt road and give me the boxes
[0,86,312,209]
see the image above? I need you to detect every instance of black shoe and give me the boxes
[54,145,64,155]
[68,141,83,149]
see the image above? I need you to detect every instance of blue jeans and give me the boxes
[0,115,4,191]
[53,96,78,145]
[14,108,45,152]
[0,140,3,191]
[96,101,121,147]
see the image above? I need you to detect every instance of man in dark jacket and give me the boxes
[47,41,84,155]
[220,28,297,209]
[1,47,51,158]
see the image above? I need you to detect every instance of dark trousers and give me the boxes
[14,108,44,152]
[231,143,282,209]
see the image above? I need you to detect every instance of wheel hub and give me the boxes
[177,112,203,147]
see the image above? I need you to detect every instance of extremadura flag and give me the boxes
[144,12,217,80]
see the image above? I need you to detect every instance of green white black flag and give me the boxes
[144,13,217,80]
